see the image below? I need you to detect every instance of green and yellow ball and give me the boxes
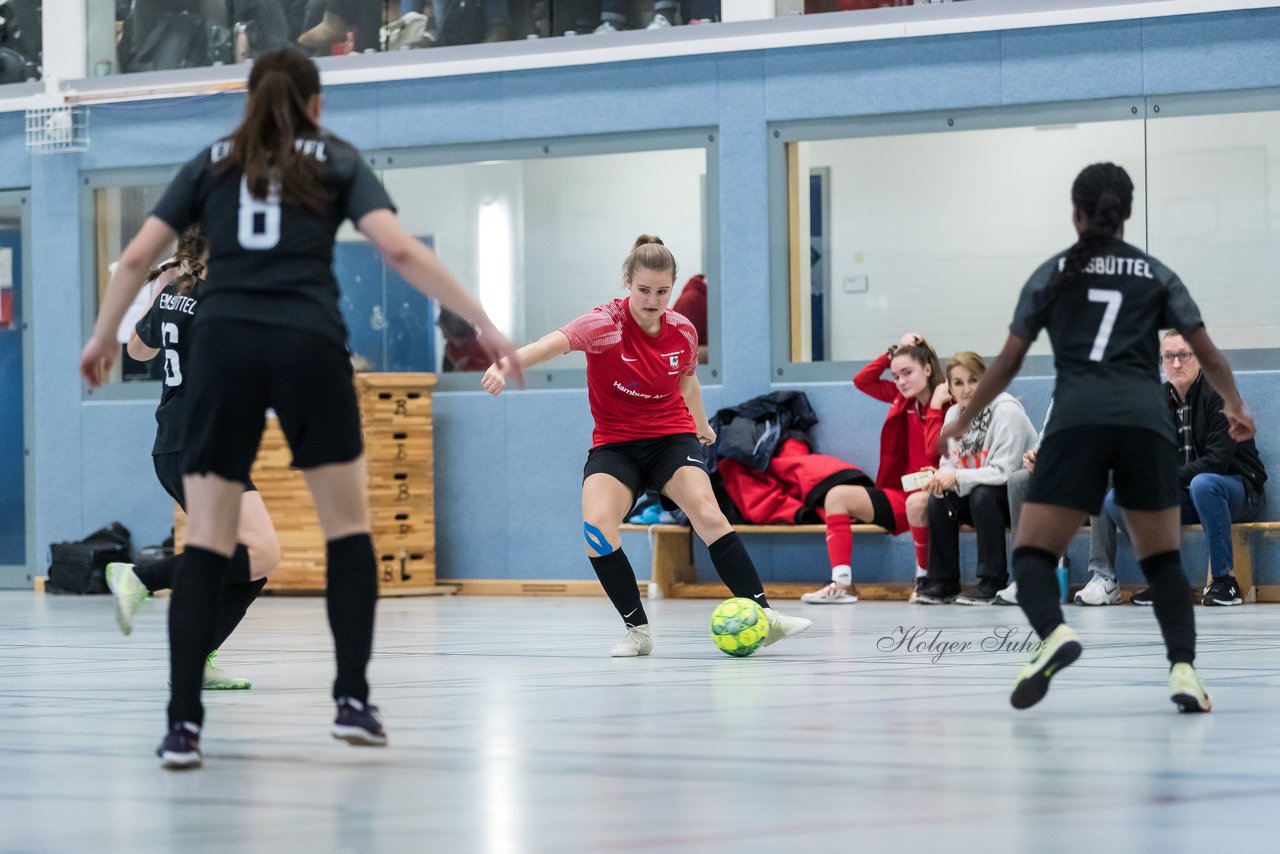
[710,597,770,657]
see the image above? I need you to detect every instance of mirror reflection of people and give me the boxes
[671,273,708,364]
[438,306,490,372]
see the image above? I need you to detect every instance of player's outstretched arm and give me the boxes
[678,373,715,445]
[938,332,1031,454]
[358,208,524,389]
[81,216,177,387]
[481,331,571,397]
[1185,324,1255,442]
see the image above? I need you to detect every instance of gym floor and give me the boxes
[3,592,1279,852]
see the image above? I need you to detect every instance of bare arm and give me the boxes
[679,373,715,444]
[1185,324,1255,441]
[357,208,524,388]
[480,331,571,396]
[937,333,1032,454]
[80,217,178,386]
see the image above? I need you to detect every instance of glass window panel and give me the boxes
[379,147,708,376]
[789,118,1146,363]
[1146,109,1280,350]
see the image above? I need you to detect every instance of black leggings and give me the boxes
[927,484,1010,583]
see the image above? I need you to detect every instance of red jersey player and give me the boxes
[483,234,812,656]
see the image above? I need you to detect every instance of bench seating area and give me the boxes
[621,521,1280,603]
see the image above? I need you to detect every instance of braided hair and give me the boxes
[1054,162,1133,295]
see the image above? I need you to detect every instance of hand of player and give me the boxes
[480,362,507,396]
[79,332,117,388]
[475,322,525,390]
[696,423,716,445]
[928,468,958,495]
[930,383,952,410]
[1022,448,1037,473]
[937,418,965,456]
[898,332,924,349]
[1224,404,1256,442]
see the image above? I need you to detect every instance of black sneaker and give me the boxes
[1130,587,1154,606]
[1202,575,1243,607]
[332,697,388,746]
[914,577,961,604]
[955,577,1006,606]
[908,576,927,603]
[156,722,202,770]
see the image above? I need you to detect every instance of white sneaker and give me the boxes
[202,650,251,690]
[760,608,812,647]
[993,580,1018,605]
[647,13,672,28]
[800,581,858,604]
[611,625,653,657]
[593,20,619,33]
[1074,572,1120,606]
[105,562,148,636]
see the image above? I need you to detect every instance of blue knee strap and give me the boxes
[583,522,613,556]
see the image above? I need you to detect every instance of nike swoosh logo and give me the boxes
[667,371,681,375]
[624,607,638,618]
[621,355,638,362]
[686,456,705,465]
[753,593,765,599]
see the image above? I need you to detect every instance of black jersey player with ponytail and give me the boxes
[81,48,523,769]
[939,162,1255,713]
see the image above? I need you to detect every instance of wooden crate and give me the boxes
[176,373,444,595]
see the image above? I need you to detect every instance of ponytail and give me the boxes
[215,48,329,212]
[1054,162,1133,295]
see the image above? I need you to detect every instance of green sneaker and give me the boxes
[202,651,251,690]
[105,562,148,636]
[1169,663,1212,713]
[1010,624,1082,710]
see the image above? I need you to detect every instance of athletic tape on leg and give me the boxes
[583,522,613,556]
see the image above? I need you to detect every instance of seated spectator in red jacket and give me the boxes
[671,273,708,364]
[802,332,948,604]
[438,307,491,372]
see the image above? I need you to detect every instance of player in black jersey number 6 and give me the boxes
[80,48,523,770]
[939,163,1255,713]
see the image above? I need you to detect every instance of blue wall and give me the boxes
[13,8,1280,588]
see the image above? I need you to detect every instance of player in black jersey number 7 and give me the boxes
[939,163,1255,713]
[80,48,524,770]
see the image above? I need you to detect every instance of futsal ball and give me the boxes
[710,597,770,657]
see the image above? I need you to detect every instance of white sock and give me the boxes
[915,566,927,579]
[831,565,852,586]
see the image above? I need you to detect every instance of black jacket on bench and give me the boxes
[1170,372,1267,504]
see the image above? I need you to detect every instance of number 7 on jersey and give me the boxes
[1086,288,1123,361]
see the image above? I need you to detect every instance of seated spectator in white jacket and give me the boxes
[916,352,1038,604]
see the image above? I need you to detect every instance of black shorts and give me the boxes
[182,319,364,484]
[153,452,256,509]
[1028,425,1180,515]
[583,433,708,506]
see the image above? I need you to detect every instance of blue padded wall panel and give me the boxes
[1143,10,1280,95]
[1001,21,1145,105]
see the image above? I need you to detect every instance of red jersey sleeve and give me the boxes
[923,403,949,466]
[854,352,898,403]
[670,312,700,378]
[560,307,622,354]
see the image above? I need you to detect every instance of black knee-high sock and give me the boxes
[209,577,268,653]
[326,533,378,703]
[708,532,769,609]
[134,555,178,592]
[168,546,229,727]
[1013,546,1064,641]
[137,544,251,593]
[589,550,647,627]
[1140,550,1196,666]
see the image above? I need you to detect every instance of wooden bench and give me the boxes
[621,521,1280,603]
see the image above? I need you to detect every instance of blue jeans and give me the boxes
[1105,473,1258,578]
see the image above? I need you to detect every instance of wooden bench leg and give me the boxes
[649,527,694,599]
[1232,526,1256,604]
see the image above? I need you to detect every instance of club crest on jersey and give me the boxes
[669,355,679,368]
